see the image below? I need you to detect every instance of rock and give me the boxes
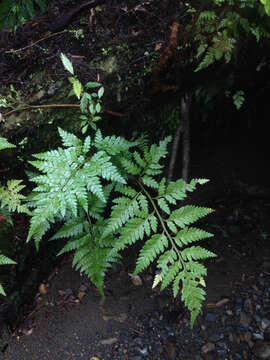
[216,347,227,359]
[205,313,217,322]
[166,338,177,360]
[209,333,224,342]
[261,318,270,331]
[215,298,230,308]
[100,337,118,345]
[253,341,270,359]
[240,311,253,328]
[201,342,215,354]
[136,346,148,356]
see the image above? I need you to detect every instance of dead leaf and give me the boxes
[155,43,162,51]
[117,312,128,323]
[100,337,118,345]
[77,291,86,300]
[129,274,142,286]
[21,328,33,336]
[215,298,230,307]
[39,283,48,295]
[58,288,73,297]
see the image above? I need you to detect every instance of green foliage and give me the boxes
[0,254,16,296]
[233,90,245,109]
[0,0,49,30]
[194,0,270,72]
[0,137,22,296]
[261,0,270,15]
[26,54,215,326]
[27,124,215,326]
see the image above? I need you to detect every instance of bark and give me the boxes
[181,93,191,182]
[167,93,191,183]
[167,115,183,183]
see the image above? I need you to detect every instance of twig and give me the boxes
[5,30,68,54]
[129,327,144,335]
[181,93,191,182]
[2,103,127,118]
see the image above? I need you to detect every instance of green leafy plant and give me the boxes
[0,0,49,30]
[26,54,215,327]
[194,0,270,72]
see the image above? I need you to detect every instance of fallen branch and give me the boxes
[1,102,127,119]
[5,30,68,54]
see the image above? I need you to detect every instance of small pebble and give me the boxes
[201,342,215,354]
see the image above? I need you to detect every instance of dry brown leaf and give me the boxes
[77,291,86,300]
[100,337,118,345]
[39,283,48,295]
[155,43,162,51]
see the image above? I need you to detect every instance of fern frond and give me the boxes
[133,151,146,168]
[157,249,177,271]
[114,213,155,251]
[134,233,168,274]
[0,253,16,265]
[175,227,213,247]
[87,186,112,219]
[121,158,142,175]
[74,246,117,295]
[115,184,137,198]
[137,194,148,212]
[57,233,89,255]
[0,137,16,150]
[185,261,207,277]
[197,10,217,23]
[94,130,137,155]
[102,196,140,237]
[0,180,29,214]
[167,220,178,233]
[181,276,206,327]
[50,217,86,240]
[142,175,159,189]
[160,261,183,291]
[163,179,189,203]
[58,230,116,294]
[181,246,216,261]
[157,198,170,214]
[58,128,82,148]
[169,205,212,227]
[158,178,166,196]
[0,252,16,295]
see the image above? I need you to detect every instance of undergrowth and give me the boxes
[24,54,216,327]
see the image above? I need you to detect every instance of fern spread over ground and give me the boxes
[27,127,215,327]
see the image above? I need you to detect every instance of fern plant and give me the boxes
[26,54,216,327]
[194,0,270,72]
[27,127,215,326]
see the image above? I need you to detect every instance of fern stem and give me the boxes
[138,181,185,270]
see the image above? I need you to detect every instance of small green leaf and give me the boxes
[60,53,74,75]
[96,103,101,113]
[0,137,16,150]
[85,82,101,88]
[98,87,104,98]
[73,79,83,99]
